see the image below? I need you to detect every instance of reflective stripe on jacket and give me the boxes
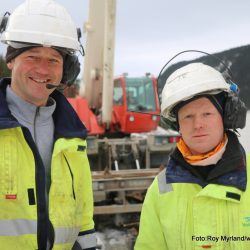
[135,154,250,250]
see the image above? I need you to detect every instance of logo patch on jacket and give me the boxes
[5,194,17,200]
[243,216,250,227]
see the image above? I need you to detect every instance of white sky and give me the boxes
[1,0,250,78]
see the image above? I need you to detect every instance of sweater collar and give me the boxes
[6,85,56,126]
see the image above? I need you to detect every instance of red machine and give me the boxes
[68,73,160,136]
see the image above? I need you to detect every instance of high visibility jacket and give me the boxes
[0,78,96,250]
[135,148,250,249]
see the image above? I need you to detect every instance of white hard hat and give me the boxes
[161,63,231,121]
[0,0,80,53]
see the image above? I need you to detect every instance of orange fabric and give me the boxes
[177,133,227,164]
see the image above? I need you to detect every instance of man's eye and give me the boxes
[27,56,38,60]
[184,114,192,119]
[49,58,61,64]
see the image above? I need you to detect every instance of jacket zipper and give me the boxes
[33,107,40,143]
[22,127,48,250]
[63,154,76,200]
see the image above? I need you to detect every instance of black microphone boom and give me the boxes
[46,83,65,90]
[46,83,58,89]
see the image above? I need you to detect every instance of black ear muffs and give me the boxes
[61,54,80,86]
[224,95,247,129]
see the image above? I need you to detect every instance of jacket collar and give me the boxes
[0,78,19,129]
[168,130,247,191]
[0,78,87,139]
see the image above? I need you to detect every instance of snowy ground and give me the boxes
[96,228,137,250]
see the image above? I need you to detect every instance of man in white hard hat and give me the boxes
[0,0,96,249]
[135,62,249,250]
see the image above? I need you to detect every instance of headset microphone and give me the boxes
[46,83,57,89]
[46,83,66,90]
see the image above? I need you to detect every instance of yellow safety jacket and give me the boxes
[0,79,96,250]
[135,133,250,250]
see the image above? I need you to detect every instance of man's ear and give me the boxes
[7,61,13,70]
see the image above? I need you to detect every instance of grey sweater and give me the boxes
[6,86,56,190]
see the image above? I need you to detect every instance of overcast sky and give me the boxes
[1,0,250,78]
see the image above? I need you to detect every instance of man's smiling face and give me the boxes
[7,47,63,106]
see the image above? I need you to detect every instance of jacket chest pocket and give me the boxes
[49,146,87,228]
[50,146,87,203]
[63,150,86,201]
[63,153,76,200]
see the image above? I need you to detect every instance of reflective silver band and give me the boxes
[157,168,173,194]
[0,219,94,247]
[54,227,80,244]
[0,219,37,236]
[77,232,97,249]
